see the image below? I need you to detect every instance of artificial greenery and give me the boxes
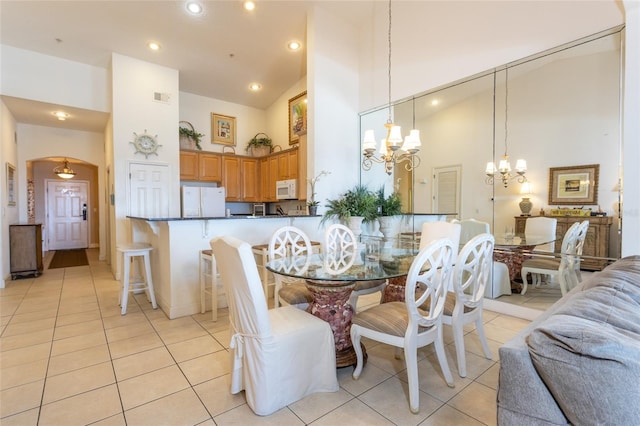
[246,133,273,153]
[321,184,378,224]
[376,186,403,216]
[307,170,330,207]
[179,126,204,150]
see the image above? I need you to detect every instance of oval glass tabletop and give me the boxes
[265,248,419,282]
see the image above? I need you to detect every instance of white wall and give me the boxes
[179,91,270,154]
[17,124,106,258]
[110,54,180,265]
[0,100,19,287]
[0,45,109,113]
[359,1,624,112]
[622,1,640,257]
[307,5,362,210]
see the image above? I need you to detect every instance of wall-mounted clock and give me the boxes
[130,130,161,158]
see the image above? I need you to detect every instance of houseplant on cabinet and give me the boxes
[322,184,378,237]
[246,133,273,157]
[179,121,204,150]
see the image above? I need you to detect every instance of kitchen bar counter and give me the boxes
[126,215,325,319]
[125,213,453,319]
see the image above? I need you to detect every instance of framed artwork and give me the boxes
[6,162,16,206]
[288,91,307,144]
[211,113,236,146]
[548,164,599,205]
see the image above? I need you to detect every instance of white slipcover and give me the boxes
[210,236,338,416]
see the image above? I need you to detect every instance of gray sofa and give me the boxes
[497,255,640,425]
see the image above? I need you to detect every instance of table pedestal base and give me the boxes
[305,279,365,368]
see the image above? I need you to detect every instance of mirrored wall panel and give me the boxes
[360,27,623,305]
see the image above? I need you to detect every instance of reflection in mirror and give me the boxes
[360,27,623,308]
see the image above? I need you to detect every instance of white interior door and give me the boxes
[432,165,461,217]
[129,163,170,218]
[47,180,89,250]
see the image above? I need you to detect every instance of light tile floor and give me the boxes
[1,249,530,425]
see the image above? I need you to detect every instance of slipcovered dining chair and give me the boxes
[420,221,462,255]
[210,235,338,416]
[442,233,494,377]
[268,226,313,309]
[324,224,386,310]
[453,219,511,298]
[520,221,587,295]
[523,216,557,286]
[350,238,456,414]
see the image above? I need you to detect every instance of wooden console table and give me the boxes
[514,215,613,271]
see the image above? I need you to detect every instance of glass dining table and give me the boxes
[493,234,558,290]
[266,245,419,368]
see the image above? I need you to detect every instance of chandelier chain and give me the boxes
[387,0,392,123]
[504,66,509,157]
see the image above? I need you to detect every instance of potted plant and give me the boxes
[322,184,378,237]
[246,133,273,157]
[179,122,204,150]
[375,187,403,243]
[307,170,330,216]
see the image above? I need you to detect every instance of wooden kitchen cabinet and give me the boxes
[199,153,222,181]
[241,158,260,201]
[180,151,199,180]
[222,156,259,201]
[275,148,299,180]
[222,156,241,200]
[514,215,613,271]
[180,151,222,182]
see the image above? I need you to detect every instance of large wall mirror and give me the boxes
[360,26,623,307]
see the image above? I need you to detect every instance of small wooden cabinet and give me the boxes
[514,215,613,271]
[10,224,43,279]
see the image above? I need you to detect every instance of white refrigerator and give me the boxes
[181,186,226,218]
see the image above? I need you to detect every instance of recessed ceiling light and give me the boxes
[186,2,203,15]
[52,111,69,121]
[287,41,302,51]
[249,83,262,91]
[148,42,161,51]
[431,99,439,106]
[243,1,255,11]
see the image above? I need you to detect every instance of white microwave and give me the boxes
[276,179,297,200]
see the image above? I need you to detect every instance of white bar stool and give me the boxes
[200,249,218,321]
[118,243,157,315]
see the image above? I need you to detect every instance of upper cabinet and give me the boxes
[180,145,302,202]
[179,151,222,182]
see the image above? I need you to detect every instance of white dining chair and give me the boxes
[350,238,455,414]
[443,233,494,377]
[210,235,338,416]
[521,221,582,296]
[324,224,386,310]
[268,226,313,309]
[453,219,511,298]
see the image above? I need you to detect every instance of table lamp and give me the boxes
[519,181,533,216]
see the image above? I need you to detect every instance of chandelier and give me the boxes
[485,66,527,188]
[361,0,420,176]
[54,158,76,179]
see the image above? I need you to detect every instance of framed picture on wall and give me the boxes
[548,164,599,205]
[288,91,307,144]
[6,162,16,206]
[211,113,236,146]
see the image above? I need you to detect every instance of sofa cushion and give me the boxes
[526,256,640,425]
